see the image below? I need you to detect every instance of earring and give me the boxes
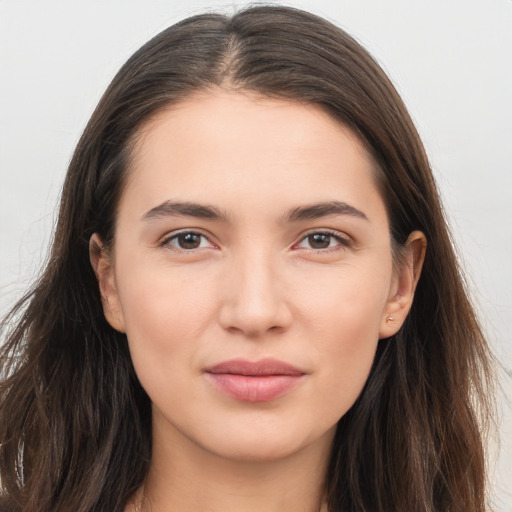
[386,316,394,323]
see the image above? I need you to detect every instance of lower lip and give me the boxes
[205,373,303,402]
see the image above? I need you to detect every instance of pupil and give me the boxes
[309,234,330,249]
[179,233,200,249]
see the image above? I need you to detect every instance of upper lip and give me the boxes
[205,358,305,376]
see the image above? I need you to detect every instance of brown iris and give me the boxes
[176,233,202,249]
[307,233,332,249]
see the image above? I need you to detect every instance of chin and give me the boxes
[199,424,335,464]
[209,439,306,462]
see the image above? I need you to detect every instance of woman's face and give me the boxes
[94,90,414,462]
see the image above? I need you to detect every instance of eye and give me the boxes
[162,231,215,251]
[295,231,350,251]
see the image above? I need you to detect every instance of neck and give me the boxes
[138,414,334,512]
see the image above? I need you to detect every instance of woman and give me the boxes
[0,6,495,512]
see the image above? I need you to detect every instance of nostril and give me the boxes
[217,261,293,336]
[224,324,283,338]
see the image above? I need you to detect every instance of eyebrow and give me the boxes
[142,201,230,222]
[285,201,368,223]
[142,200,368,223]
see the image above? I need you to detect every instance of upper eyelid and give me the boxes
[162,229,214,242]
[294,230,352,249]
[159,228,352,248]
[297,228,351,242]
[160,230,218,251]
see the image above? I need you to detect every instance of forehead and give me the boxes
[121,89,385,223]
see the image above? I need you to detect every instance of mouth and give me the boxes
[204,358,305,402]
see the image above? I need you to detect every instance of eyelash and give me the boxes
[295,229,352,253]
[160,231,216,252]
[160,229,352,254]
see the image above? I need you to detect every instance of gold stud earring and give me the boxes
[386,316,394,323]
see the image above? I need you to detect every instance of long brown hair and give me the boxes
[0,6,495,511]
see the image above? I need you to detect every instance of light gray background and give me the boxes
[1,0,511,508]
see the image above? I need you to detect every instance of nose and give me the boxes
[218,249,293,337]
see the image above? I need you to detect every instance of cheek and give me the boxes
[114,260,218,389]
[117,249,216,333]
[114,244,392,430]
[307,314,380,424]
[297,263,390,414]
[297,258,391,339]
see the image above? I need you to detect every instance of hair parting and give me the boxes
[0,6,495,512]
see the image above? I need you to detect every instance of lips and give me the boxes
[204,358,305,402]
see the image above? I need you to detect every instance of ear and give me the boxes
[89,233,126,333]
[379,231,427,339]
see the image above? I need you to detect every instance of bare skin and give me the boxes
[91,90,425,512]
